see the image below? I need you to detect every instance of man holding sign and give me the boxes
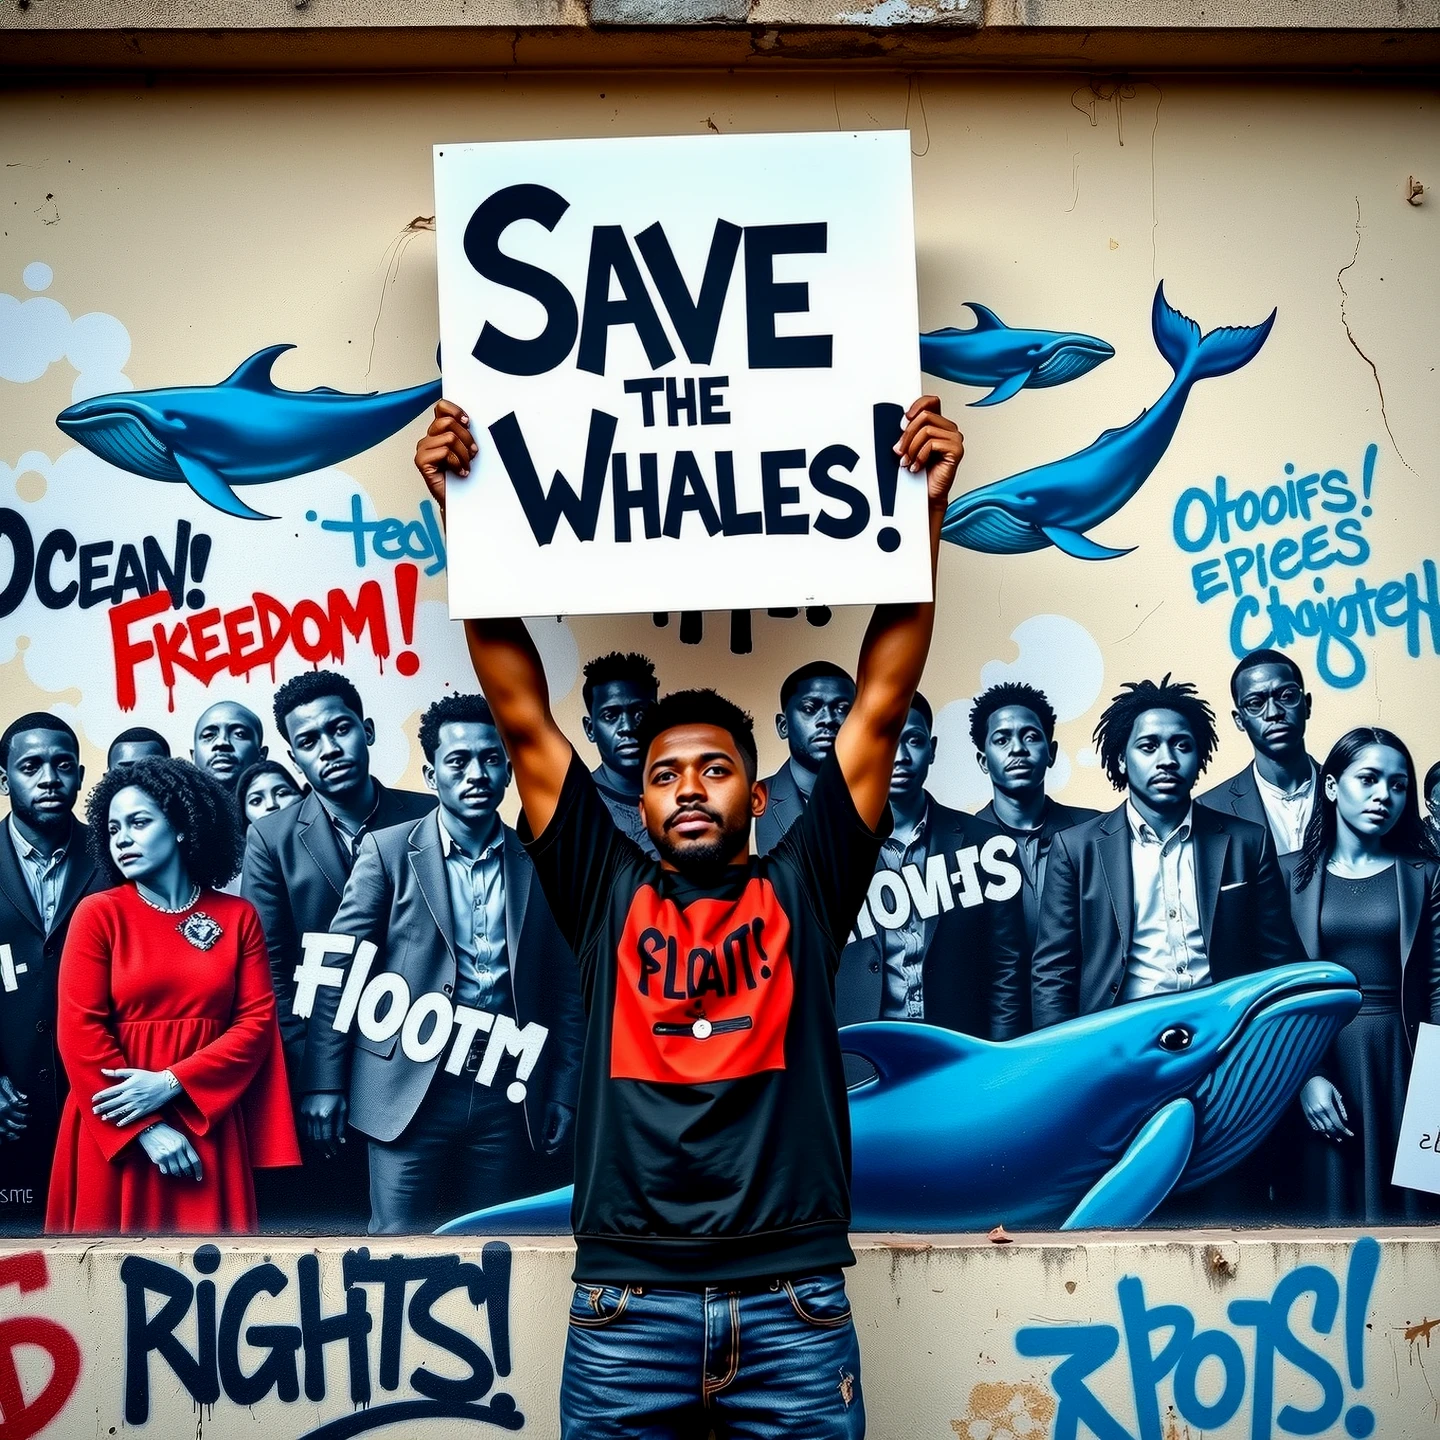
[415,389,960,1438]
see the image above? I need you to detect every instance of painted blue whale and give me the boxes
[920,304,1115,406]
[55,345,442,520]
[438,963,1359,1236]
[941,283,1277,560]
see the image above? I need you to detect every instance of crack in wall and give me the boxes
[1336,196,1414,475]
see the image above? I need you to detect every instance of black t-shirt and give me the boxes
[523,748,888,1285]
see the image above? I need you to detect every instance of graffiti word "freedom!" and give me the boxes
[108,561,423,710]
[292,931,549,1102]
[122,1243,523,1437]
[850,837,1021,941]
[1016,1236,1381,1440]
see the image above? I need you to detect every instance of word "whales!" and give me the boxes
[56,345,442,521]
[941,283,1276,560]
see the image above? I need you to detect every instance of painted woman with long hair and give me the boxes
[46,758,299,1233]
[1289,727,1440,1223]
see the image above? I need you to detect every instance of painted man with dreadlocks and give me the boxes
[1030,674,1301,1032]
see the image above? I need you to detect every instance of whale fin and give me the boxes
[175,451,275,521]
[1041,525,1135,561]
[222,344,297,392]
[1061,1098,1195,1230]
[964,302,1006,330]
[840,1022,989,1085]
[1153,283,1277,382]
[437,1184,574,1236]
[970,369,1032,407]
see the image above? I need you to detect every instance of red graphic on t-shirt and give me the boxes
[611,878,794,1084]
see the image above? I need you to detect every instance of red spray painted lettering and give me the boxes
[109,562,422,711]
[0,1251,82,1440]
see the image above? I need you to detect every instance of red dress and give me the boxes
[46,885,300,1234]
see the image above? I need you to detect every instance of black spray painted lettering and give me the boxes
[491,405,900,551]
[122,1243,521,1436]
[464,184,831,377]
[637,919,771,1000]
[0,513,212,619]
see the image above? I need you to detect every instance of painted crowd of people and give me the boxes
[1,643,1437,1236]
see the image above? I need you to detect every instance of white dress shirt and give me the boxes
[1120,802,1210,1002]
[436,808,510,1013]
[1251,761,1317,855]
[7,815,71,934]
[877,803,930,1020]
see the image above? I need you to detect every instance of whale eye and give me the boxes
[1159,1025,1193,1052]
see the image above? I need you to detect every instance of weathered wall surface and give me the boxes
[2,1233,1438,1439]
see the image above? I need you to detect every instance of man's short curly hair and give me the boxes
[968,683,1058,751]
[1092,674,1218,791]
[582,652,658,713]
[418,693,499,762]
[86,757,242,890]
[634,690,758,779]
[272,670,365,741]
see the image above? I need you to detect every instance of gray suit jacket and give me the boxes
[299,811,584,1146]
[1197,757,1320,847]
[242,782,436,1072]
[755,761,808,854]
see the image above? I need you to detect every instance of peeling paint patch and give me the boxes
[835,0,980,26]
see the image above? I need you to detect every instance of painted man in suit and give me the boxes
[836,693,1026,1059]
[300,695,584,1233]
[754,661,855,853]
[106,726,170,769]
[243,669,434,1226]
[0,713,109,1234]
[192,699,267,794]
[581,652,658,858]
[972,681,1100,1031]
[1197,648,1320,856]
[1032,675,1301,1031]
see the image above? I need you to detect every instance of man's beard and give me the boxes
[653,819,750,876]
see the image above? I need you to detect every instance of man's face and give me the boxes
[583,679,656,781]
[1123,708,1201,813]
[283,696,373,799]
[192,702,265,789]
[1232,663,1310,762]
[108,739,167,770]
[978,704,1055,799]
[425,720,511,826]
[777,677,854,771]
[889,709,937,803]
[0,728,84,833]
[640,723,762,872]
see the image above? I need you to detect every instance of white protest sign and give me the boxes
[434,130,924,619]
[1392,1021,1440,1195]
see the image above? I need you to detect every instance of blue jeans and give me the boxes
[560,1272,865,1439]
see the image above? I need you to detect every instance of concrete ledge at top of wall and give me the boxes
[4,0,1439,29]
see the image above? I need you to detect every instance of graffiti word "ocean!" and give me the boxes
[292,931,548,1102]
[122,1243,523,1436]
[850,836,1021,941]
[313,494,447,576]
[1173,445,1439,688]
[108,561,423,710]
[0,512,212,618]
[1016,1236,1381,1440]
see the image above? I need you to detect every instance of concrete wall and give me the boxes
[2,1232,1438,1438]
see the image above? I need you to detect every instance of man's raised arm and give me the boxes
[415,400,573,835]
[834,395,964,829]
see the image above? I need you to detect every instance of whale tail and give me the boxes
[1153,282,1276,383]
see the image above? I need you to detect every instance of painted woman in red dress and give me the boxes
[46,757,299,1234]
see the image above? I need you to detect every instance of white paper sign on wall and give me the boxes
[434,130,924,619]
[1392,1021,1440,1196]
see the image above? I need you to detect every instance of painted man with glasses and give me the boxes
[1198,648,1321,856]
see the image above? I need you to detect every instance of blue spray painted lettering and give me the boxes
[310,495,448,575]
[1015,1236,1380,1440]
